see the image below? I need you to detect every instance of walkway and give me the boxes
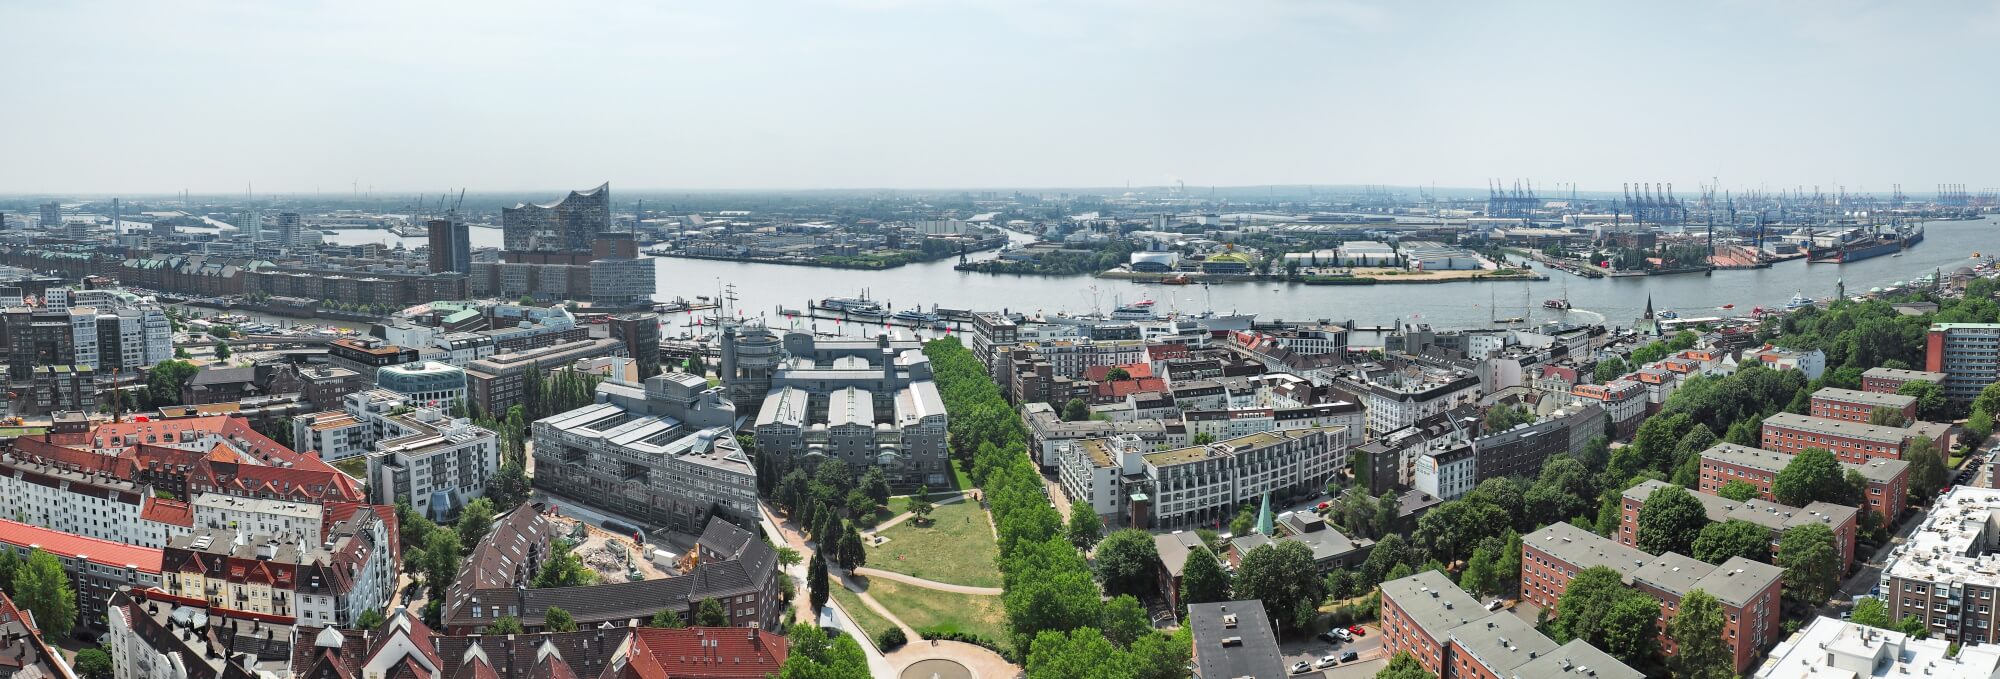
[888,640,1015,679]
[853,567,1004,596]
[761,505,897,678]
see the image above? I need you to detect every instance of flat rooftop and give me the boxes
[1885,486,2000,589]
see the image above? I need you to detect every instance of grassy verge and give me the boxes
[864,576,1012,653]
[828,583,897,644]
[867,499,1002,588]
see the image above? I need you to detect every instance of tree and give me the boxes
[1594,357,1628,384]
[1906,436,1948,504]
[213,341,232,361]
[1717,479,1760,502]
[695,598,729,626]
[1527,458,1597,527]
[354,609,386,631]
[1094,529,1160,597]
[73,647,112,679]
[1178,548,1230,615]
[1229,504,1256,537]
[1778,523,1839,605]
[1849,597,1893,629]
[1377,651,1437,679]
[837,525,867,571]
[1869,406,1910,427]
[1099,594,1153,648]
[1668,589,1734,679]
[777,624,871,679]
[1105,367,1131,381]
[648,609,686,628]
[455,497,496,547]
[1130,627,1194,679]
[421,528,463,596]
[146,360,200,406]
[1360,534,1409,586]
[1066,502,1103,549]
[1692,519,1771,565]
[488,460,531,509]
[1413,498,1509,565]
[1234,541,1325,634]
[1971,404,1995,441]
[1898,380,1950,422]
[484,616,524,635]
[906,488,935,524]
[808,551,829,611]
[1027,628,1126,678]
[1484,403,1536,431]
[1061,398,1090,422]
[1551,566,1660,667]
[843,488,877,518]
[0,548,17,593]
[1192,432,1216,446]
[1459,547,1500,598]
[544,606,577,632]
[859,467,891,507]
[534,539,597,588]
[1773,448,1848,506]
[1636,485,1708,556]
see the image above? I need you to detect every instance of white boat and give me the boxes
[1785,292,1815,311]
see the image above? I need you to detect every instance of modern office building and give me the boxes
[427,217,472,274]
[750,334,949,489]
[1926,323,2000,405]
[1142,425,1348,530]
[532,373,754,533]
[0,305,98,380]
[588,231,654,309]
[364,407,499,522]
[327,337,421,382]
[374,360,467,406]
[607,312,661,376]
[462,337,625,415]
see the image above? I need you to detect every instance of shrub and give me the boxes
[876,627,907,651]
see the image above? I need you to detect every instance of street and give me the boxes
[1276,622,1384,677]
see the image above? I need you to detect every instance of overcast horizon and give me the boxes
[5,0,1998,195]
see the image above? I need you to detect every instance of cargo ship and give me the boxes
[1808,232,1902,264]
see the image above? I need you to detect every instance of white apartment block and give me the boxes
[364,410,499,522]
[191,494,324,545]
[1143,425,1349,530]
[1413,442,1476,501]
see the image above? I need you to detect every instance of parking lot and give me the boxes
[1276,623,1383,676]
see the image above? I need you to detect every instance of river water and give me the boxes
[266,217,2000,342]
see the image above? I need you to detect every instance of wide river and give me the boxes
[304,216,1999,343]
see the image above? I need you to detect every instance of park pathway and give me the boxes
[866,491,968,534]
[853,567,1004,595]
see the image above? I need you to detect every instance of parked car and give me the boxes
[1330,628,1353,642]
[1290,661,1312,675]
[1348,625,1368,636]
[1316,631,1341,644]
[1315,655,1340,669]
[1340,650,1359,663]
[1486,599,1505,611]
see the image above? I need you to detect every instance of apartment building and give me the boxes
[1522,522,1783,675]
[1862,366,1946,395]
[1811,387,1918,423]
[1697,442,1908,523]
[1470,415,1572,484]
[0,518,164,635]
[1880,486,2000,645]
[1412,442,1475,501]
[1619,479,1858,571]
[1381,570,1641,679]
[1756,616,2000,678]
[1762,412,1917,464]
[106,589,300,679]
[159,504,395,629]
[1183,402,1364,449]
[364,407,499,522]
[1925,323,2000,404]
[1344,365,1481,436]
[1142,425,1347,530]
[1571,378,1646,439]
[1057,436,1145,527]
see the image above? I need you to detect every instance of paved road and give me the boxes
[1277,623,1383,677]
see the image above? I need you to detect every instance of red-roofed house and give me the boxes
[610,627,788,679]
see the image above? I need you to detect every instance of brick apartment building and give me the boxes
[1761,412,1915,464]
[1811,387,1919,423]
[1861,366,1945,395]
[1522,521,1783,675]
[1620,479,1858,571]
[1697,442,1908,522]
[1381,570,1641,679]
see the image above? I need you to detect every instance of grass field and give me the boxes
[829,583,898,645]
[862,576,1012,653]
[867,498,1002,588]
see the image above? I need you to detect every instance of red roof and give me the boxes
[141,497,193,527]
[1093,376,1168,400]
[1084,363,1154,382]
[0,518,163,574]
[620,628,787,679]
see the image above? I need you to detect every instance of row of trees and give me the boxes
[926,338,1191,677]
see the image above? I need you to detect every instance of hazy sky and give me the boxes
[6,0,1998,194]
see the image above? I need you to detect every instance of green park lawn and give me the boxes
[862,576,1013,653]
[866,498,1003,588]
[828,583,898,646]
